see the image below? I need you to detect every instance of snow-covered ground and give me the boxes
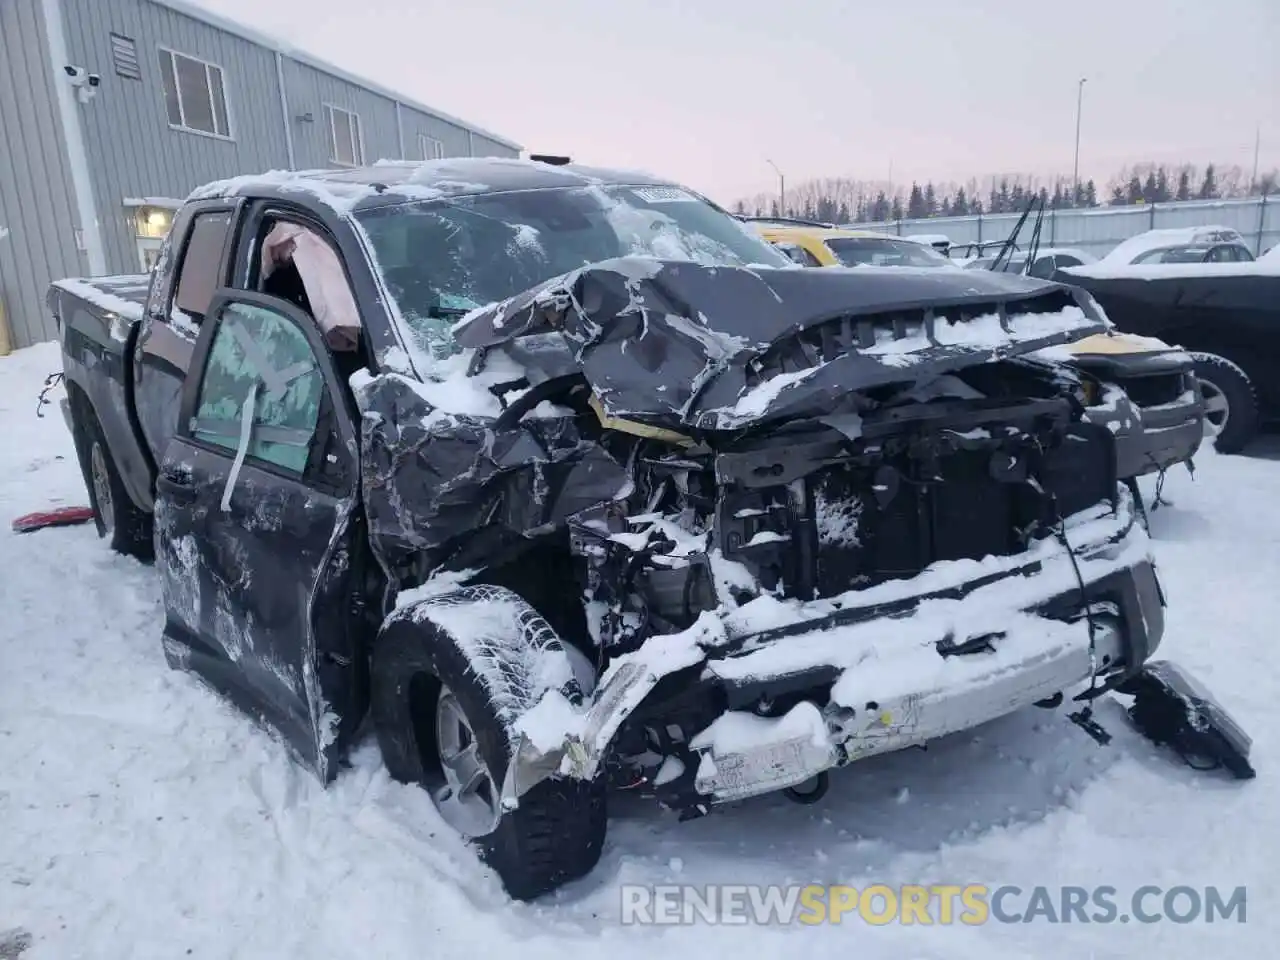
[2,340,1275,959]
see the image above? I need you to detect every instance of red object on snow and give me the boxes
[11,505,96,533]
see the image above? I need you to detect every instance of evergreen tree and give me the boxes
[1051,182,1065,208]
[1142,171,1158,203]
[891,194,905,221]
[924,182,938,217]
[1109,184,1127,206]
[907,183,926,219]
[972,198,984,215]
[871,191,891,221]
[1154,167,1172,202]
[1176,168,1192,201]
[1199,164,1219,199]
[1126,175,1143,204]
[1084,180,1098,207]
[951,187,969,215]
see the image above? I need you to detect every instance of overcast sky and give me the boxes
[194,0,1278,205]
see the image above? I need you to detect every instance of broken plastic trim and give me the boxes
[1122,660,1256,779]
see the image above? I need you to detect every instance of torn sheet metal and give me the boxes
[454,257,1108,432]
[352,372,631,572]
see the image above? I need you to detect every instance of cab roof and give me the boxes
[185,157,687,216]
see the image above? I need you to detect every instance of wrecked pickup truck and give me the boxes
[50,159,1252,901]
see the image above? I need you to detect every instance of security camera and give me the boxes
[87,74,101,88]
[63,64,89,86]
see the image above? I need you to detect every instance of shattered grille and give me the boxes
[806,421,1115,597]
[744,288,1077,388]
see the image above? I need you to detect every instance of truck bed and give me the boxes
[50,275,151,326]
[51,272,157,518]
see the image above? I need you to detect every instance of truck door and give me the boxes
[153,289,365,779]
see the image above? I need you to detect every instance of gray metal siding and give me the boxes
[399,106,471,159]
[469,134,519,159]
[0,0,85,348]
[61,0,290,277]
[1,0,518,350]
[281,59,401,168]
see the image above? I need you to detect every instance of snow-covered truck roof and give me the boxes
[185,157,687,217]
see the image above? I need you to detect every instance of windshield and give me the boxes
[355,184,790,361]
[1132,245,1211,264]
[825,237,950,268]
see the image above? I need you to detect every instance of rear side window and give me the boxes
[173,211,233,319]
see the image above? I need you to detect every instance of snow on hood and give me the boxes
[453,256,1108,431]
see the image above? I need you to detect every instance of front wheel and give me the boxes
[371,586,606,900]
[1191,353,1259,455]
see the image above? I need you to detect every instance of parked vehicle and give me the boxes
[1095,226,1255,267]
[745,219,953,268]
[964,247,1097,278]
[1061,249,1280,452]
[53,159,1233,901]
[751,222,1204,480]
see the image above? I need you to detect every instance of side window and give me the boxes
[173,211,233,322]
[1232,245,1255,262]
[1029,256,1056,278]
[190,301,324,474]
[798,245,824,268]
[1055,254,1083,267]
[1208,245,1235,263]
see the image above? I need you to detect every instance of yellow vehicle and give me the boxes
[745,219,1207,479]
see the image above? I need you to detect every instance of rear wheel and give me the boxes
[70,396,153,561]
[1191,353,1258,455]
[371,585,606,900]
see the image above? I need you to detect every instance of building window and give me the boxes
[111,34,141,80]
[324,105,364,166]
[419,134,445,161]
[158,48,231,138]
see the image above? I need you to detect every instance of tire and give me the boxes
[371,585,606,900]
[71,396,154,561]
[1191,353,1258,455]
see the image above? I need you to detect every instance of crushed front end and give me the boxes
[503,381,1162,814]
[359,257,1168,816]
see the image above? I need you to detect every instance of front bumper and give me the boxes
[504,493,1163,808]
[1075,355,1205,479]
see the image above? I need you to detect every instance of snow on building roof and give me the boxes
[148,0,521,152]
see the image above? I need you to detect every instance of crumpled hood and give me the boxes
[454,257,1108,431]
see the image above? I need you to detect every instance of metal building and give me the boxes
[0,0,521,351]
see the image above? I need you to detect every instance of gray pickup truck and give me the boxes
[51,157,1233,901]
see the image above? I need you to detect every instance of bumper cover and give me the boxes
[504,492,1163,807]
[1083,389,1204,479]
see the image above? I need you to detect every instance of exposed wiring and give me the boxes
[1052,494,1112,746]
[35,372,64,418]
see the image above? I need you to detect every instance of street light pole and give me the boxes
[766,159,785,215]
[1072,78,1087,202]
